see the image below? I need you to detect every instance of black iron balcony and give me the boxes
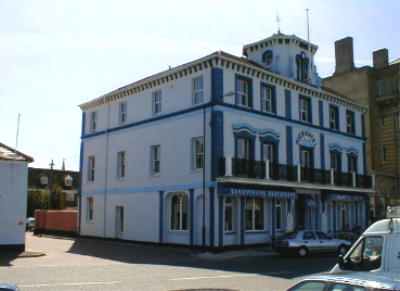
[218,157,374,189]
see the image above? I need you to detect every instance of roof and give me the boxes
[390,57,400,65]
[0,142,33,163]
[79,50,368,113]
[363,218,400,234]
[305,272,400,290]
[242,32,318,55]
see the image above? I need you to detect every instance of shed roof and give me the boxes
[0,142,34,163]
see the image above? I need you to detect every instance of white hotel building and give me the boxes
[79,33,375,248]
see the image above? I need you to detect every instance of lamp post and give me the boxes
[49,159,55,209]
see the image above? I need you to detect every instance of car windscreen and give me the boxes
[288,280,328,291]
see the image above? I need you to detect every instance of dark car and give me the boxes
[0,284,19,291]
[274,230,351,257]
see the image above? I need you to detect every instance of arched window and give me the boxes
[170,193,188,231]
[262,50,273,66]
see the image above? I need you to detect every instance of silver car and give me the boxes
[274,230,351,257]
[287,272,400,291]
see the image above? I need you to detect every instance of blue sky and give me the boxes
[1,0,399,170]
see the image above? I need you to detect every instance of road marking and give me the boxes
[19,281,121,288]
[169,274,258,281]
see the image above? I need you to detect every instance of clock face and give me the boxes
[263,50,273,66]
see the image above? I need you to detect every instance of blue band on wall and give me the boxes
[159,191,164,243]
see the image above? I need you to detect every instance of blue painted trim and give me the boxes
[218,195,223,247]
[209,187,215,247]
[216,103,366,141]
[211,110,224,180]
[232,123,258,136]
[318,100,324,127]
[211,68,224,103]
[83,181,217,196]
[286,126,293,165]
[82,102,213,139]
[320,134,325,169]
[240,197,245,245]
[159,191,164,243]
[285,90,292,119]
[189,189,194,246]
[82,101,366,142]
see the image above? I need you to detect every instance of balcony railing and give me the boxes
[218,157,375,189]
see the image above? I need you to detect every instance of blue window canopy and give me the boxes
[329,143,344,152]
[219,186,296,200]
[233,123,257,136]
[346,147,359,156]
[329,193,365,202]
[259,129,280,142]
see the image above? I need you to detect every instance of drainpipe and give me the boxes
[202,106,206,247]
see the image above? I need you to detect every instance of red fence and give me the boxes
[35,209,78,234]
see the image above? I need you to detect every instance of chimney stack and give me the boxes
[334,37,354,74]
[373,49,389,69]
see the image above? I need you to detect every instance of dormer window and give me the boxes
[262,50,273,66]
[296,52,309,82]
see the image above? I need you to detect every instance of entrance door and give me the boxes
[115,206,124,239]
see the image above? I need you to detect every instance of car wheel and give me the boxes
[338,245,348,255]
[298,247,308,257]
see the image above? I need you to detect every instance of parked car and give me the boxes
[273,230,351,257]
[26,217,35,231]
[0,283,19,291]
[287,272,400,291]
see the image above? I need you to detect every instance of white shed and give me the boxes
[0,143,33,251]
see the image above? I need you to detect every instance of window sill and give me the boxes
[245,230,269,234]
[150,173,161,178]
[169,229,189,233]
[224,231,236,235]
[191,168,203,174]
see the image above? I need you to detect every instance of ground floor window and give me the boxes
[275,199,283,230]
[116,206,124,234]
[170,193,188,231]
[87,197,94,222]
[224,198,235,232]
[245,198,264,231]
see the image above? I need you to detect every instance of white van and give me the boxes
[331,207,400,273]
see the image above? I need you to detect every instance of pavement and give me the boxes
[0,233,337,291]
